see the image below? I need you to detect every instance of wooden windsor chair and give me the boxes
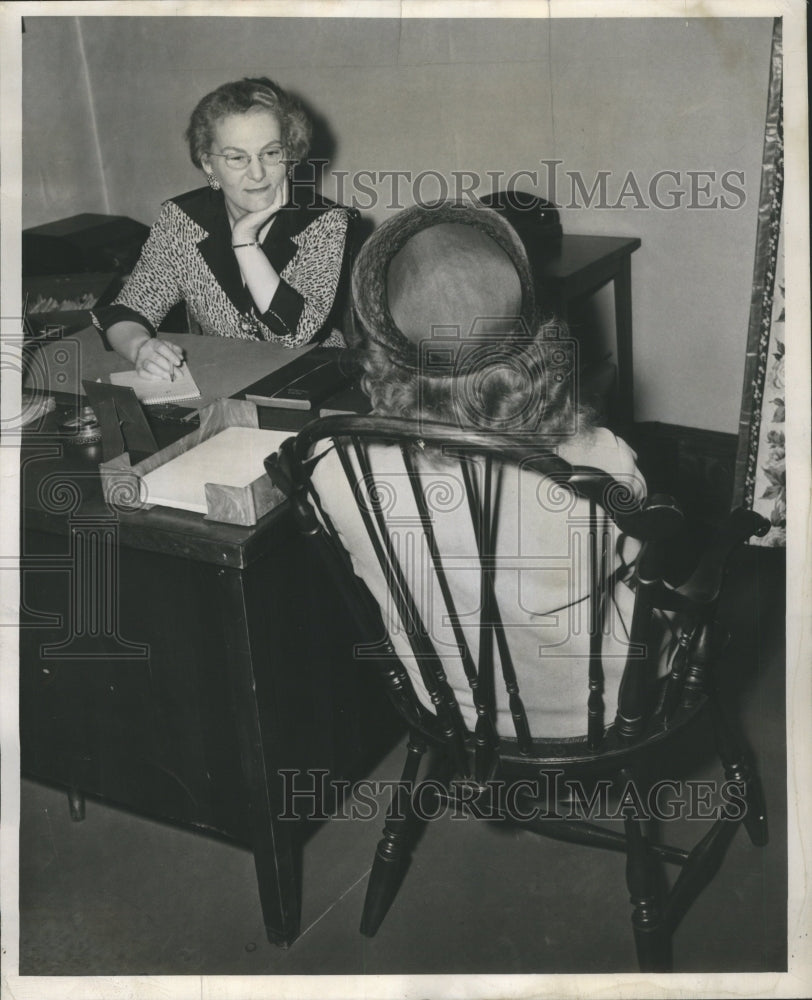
[265,415,770,972]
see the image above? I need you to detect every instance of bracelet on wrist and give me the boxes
[232,240,261,249]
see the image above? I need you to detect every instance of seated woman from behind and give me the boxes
[310,200,660,740]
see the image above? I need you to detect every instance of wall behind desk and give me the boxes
[22,15,773,433]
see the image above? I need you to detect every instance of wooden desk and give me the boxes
[19,331,394,947]
[536,234,641,426]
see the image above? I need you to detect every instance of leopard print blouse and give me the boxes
[93,186,350,349]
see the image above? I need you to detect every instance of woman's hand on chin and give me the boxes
[231,176,289,246]
[134,338,184,380]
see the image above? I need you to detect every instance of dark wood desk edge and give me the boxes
[216,566,301,943]
[23,500,294,570]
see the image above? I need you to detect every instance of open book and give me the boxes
[110,361,201,405]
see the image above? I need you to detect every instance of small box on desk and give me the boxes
[238,347,351,410]
[256,383,371,430]
[99,398,288,527]
[239,348,372,429]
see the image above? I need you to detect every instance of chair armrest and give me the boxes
[638,507,770,612]
[635,495,699,588]
[672,507,770,605]
[264,438,321,535]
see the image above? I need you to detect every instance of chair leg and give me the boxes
[708,686,768,846]
[619,769,671,972]
[662,816,739,933]
[360,734,427,937]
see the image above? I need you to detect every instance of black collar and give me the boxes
[170,185,333,315]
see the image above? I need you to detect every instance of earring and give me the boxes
[206,172,221,191]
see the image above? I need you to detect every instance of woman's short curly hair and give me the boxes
[185,76,312,168]
[358,320,594,439]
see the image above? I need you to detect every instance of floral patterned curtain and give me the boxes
[732,17,784,546]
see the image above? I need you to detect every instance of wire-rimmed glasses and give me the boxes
[207,147,286,171]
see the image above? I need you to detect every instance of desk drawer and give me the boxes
[20,525,401,839]
[20,534,250,838]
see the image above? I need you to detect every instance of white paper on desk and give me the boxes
[110,361,201,404]
[139,426,290,513]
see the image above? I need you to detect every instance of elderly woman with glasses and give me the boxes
[91,77,351,380]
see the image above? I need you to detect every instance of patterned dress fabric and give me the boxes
[93,186,350,349]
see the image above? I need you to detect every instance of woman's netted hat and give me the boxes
[352,200,537,373]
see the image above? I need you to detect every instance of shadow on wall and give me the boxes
[290,87,337,187]
[289,88,376,250]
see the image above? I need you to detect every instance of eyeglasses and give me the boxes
[207,147,286,171]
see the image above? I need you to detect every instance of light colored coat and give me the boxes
[312,428,671,739]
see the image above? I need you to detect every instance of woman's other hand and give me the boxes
[133,338,184,380]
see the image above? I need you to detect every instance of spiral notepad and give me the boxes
[110,362,201,405]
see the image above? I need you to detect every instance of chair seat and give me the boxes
[497,696,708,773]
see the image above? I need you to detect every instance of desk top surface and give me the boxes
[21,329,313,566]
[25,327,313,409]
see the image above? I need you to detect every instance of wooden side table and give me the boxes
[536,235,642,427]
